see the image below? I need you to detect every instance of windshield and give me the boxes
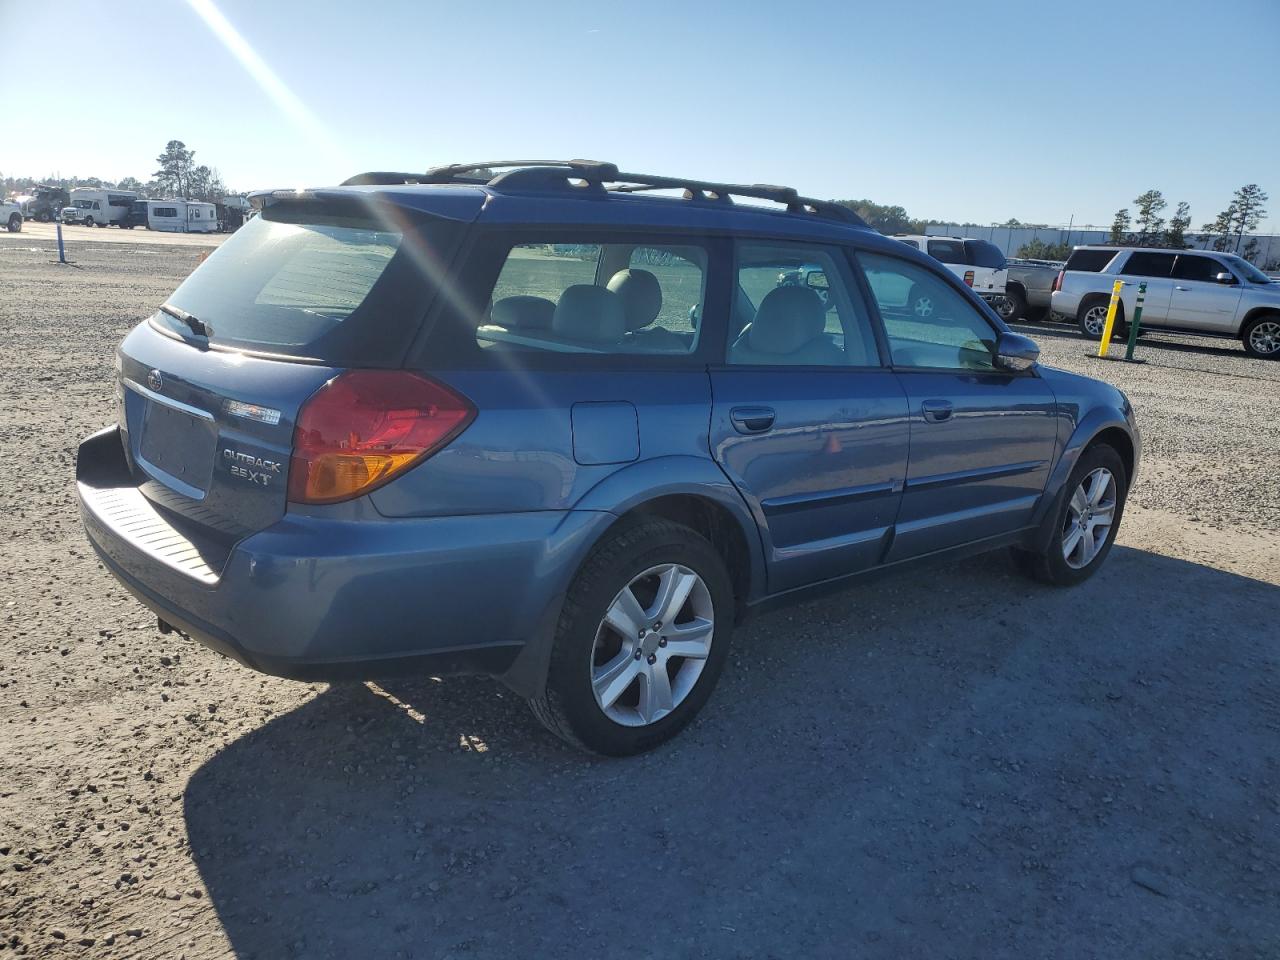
[74,199,92,209]
[157,202,461,364]
[1221,255,1271,283]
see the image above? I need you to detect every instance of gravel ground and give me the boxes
[1,235,1278,959]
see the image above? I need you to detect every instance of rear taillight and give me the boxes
[288,370,475,505]
[963,270,975,287]
[1053,270,1064,292]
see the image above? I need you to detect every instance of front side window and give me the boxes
[1121,252,1176,278]
[1172,254,1228,283]
[154,207,177,218]
[477,241,704,355]
[857,252,998,370]
[729,241,879,367]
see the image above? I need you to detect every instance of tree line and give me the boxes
[0,139,237,204]
[1109,184,1268,259]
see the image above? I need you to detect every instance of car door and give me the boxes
[1114,250,1176,324]
[1167,253,1244,332]
[854,251,1058,561]
[709,239,910,593]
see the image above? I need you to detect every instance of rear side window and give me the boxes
[1064,249,1118,272]
[926,239,966,264]
[1121,252,1176,278]
[964,240,1006,269]
[159,201,458,364]
[476,241,704,354]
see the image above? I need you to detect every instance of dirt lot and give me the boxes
[1,235,1278,959]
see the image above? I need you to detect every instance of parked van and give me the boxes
[146,199,218,233]
[65,188,139,227]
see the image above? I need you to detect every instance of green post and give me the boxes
[1124,281,1146,360]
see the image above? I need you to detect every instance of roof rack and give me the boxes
[339,161,867,228]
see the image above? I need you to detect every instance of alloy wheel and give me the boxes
[913,296,934,318]
[1062,467,1117,569]
[590,563,714,727]
[1248,320,1280,355]
[1083,305,1108,336]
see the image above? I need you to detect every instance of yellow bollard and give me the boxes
[1097,279,1124,358]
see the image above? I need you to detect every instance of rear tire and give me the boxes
[6,214,20,233]
[1077,296,1125,340]
[997,287,1027,322]
[1241,314,1280,359]
[1014,444,1127,586]
[528,518,733,755]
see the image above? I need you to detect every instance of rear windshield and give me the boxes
[964,240,1006,269]
[1064,248,1118,272]
[158,202,458,364]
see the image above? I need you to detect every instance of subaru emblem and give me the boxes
[147,369,164,392]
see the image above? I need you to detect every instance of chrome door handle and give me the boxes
[1174,285,1190,291]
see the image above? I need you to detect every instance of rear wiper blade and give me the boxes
[160,302,213,338]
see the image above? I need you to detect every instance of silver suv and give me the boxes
[1051,246,1280,358]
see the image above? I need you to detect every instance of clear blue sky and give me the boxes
[3,0,1276,228]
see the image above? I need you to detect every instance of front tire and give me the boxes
[1241,314,1280,359]
[1014,444,1127,586]
[529,518,734,755]
[6,214,20,233]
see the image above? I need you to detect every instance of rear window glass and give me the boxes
[1121,251,1176,278]
[926,239,966,264]
[158,204,449,363]
[475,241,704,355]
[964,240,1006,269]
[1064,248,1118,272]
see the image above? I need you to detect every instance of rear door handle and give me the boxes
[1174,285,1190,291]
[730,406,775,434]
[921,399,953,423]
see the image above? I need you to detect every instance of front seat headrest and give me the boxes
[748,285,827,354]
[606,269,663,331]
[553,285,626,343]
[490,295,554,331]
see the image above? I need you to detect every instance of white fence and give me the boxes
[923,224,1279,269]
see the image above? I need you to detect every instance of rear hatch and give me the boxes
[113,192,471,549]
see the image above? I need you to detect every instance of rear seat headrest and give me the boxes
[606,269,663,331]
[490,295,554,331]
[553,285,626,343]
[748,286,827,354]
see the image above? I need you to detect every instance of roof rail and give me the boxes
[339,161,867,227]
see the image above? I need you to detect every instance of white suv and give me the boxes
[1051,246,1280,359]
[894,235,1009,312]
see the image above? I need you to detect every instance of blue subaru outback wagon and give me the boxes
[77,161,1140,754]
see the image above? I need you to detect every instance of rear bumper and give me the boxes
[77,426,601,682]
[1050,289,1082,317]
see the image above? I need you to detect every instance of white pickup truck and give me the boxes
[1052,245,1280,359]
[2,200,22,233]
[893,235,1009,310]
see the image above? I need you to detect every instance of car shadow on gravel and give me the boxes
[183,546,1280,959]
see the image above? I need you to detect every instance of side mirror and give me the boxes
[1214,272,1237,284]
[994,331,1039,372]
[806,271,829,291]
